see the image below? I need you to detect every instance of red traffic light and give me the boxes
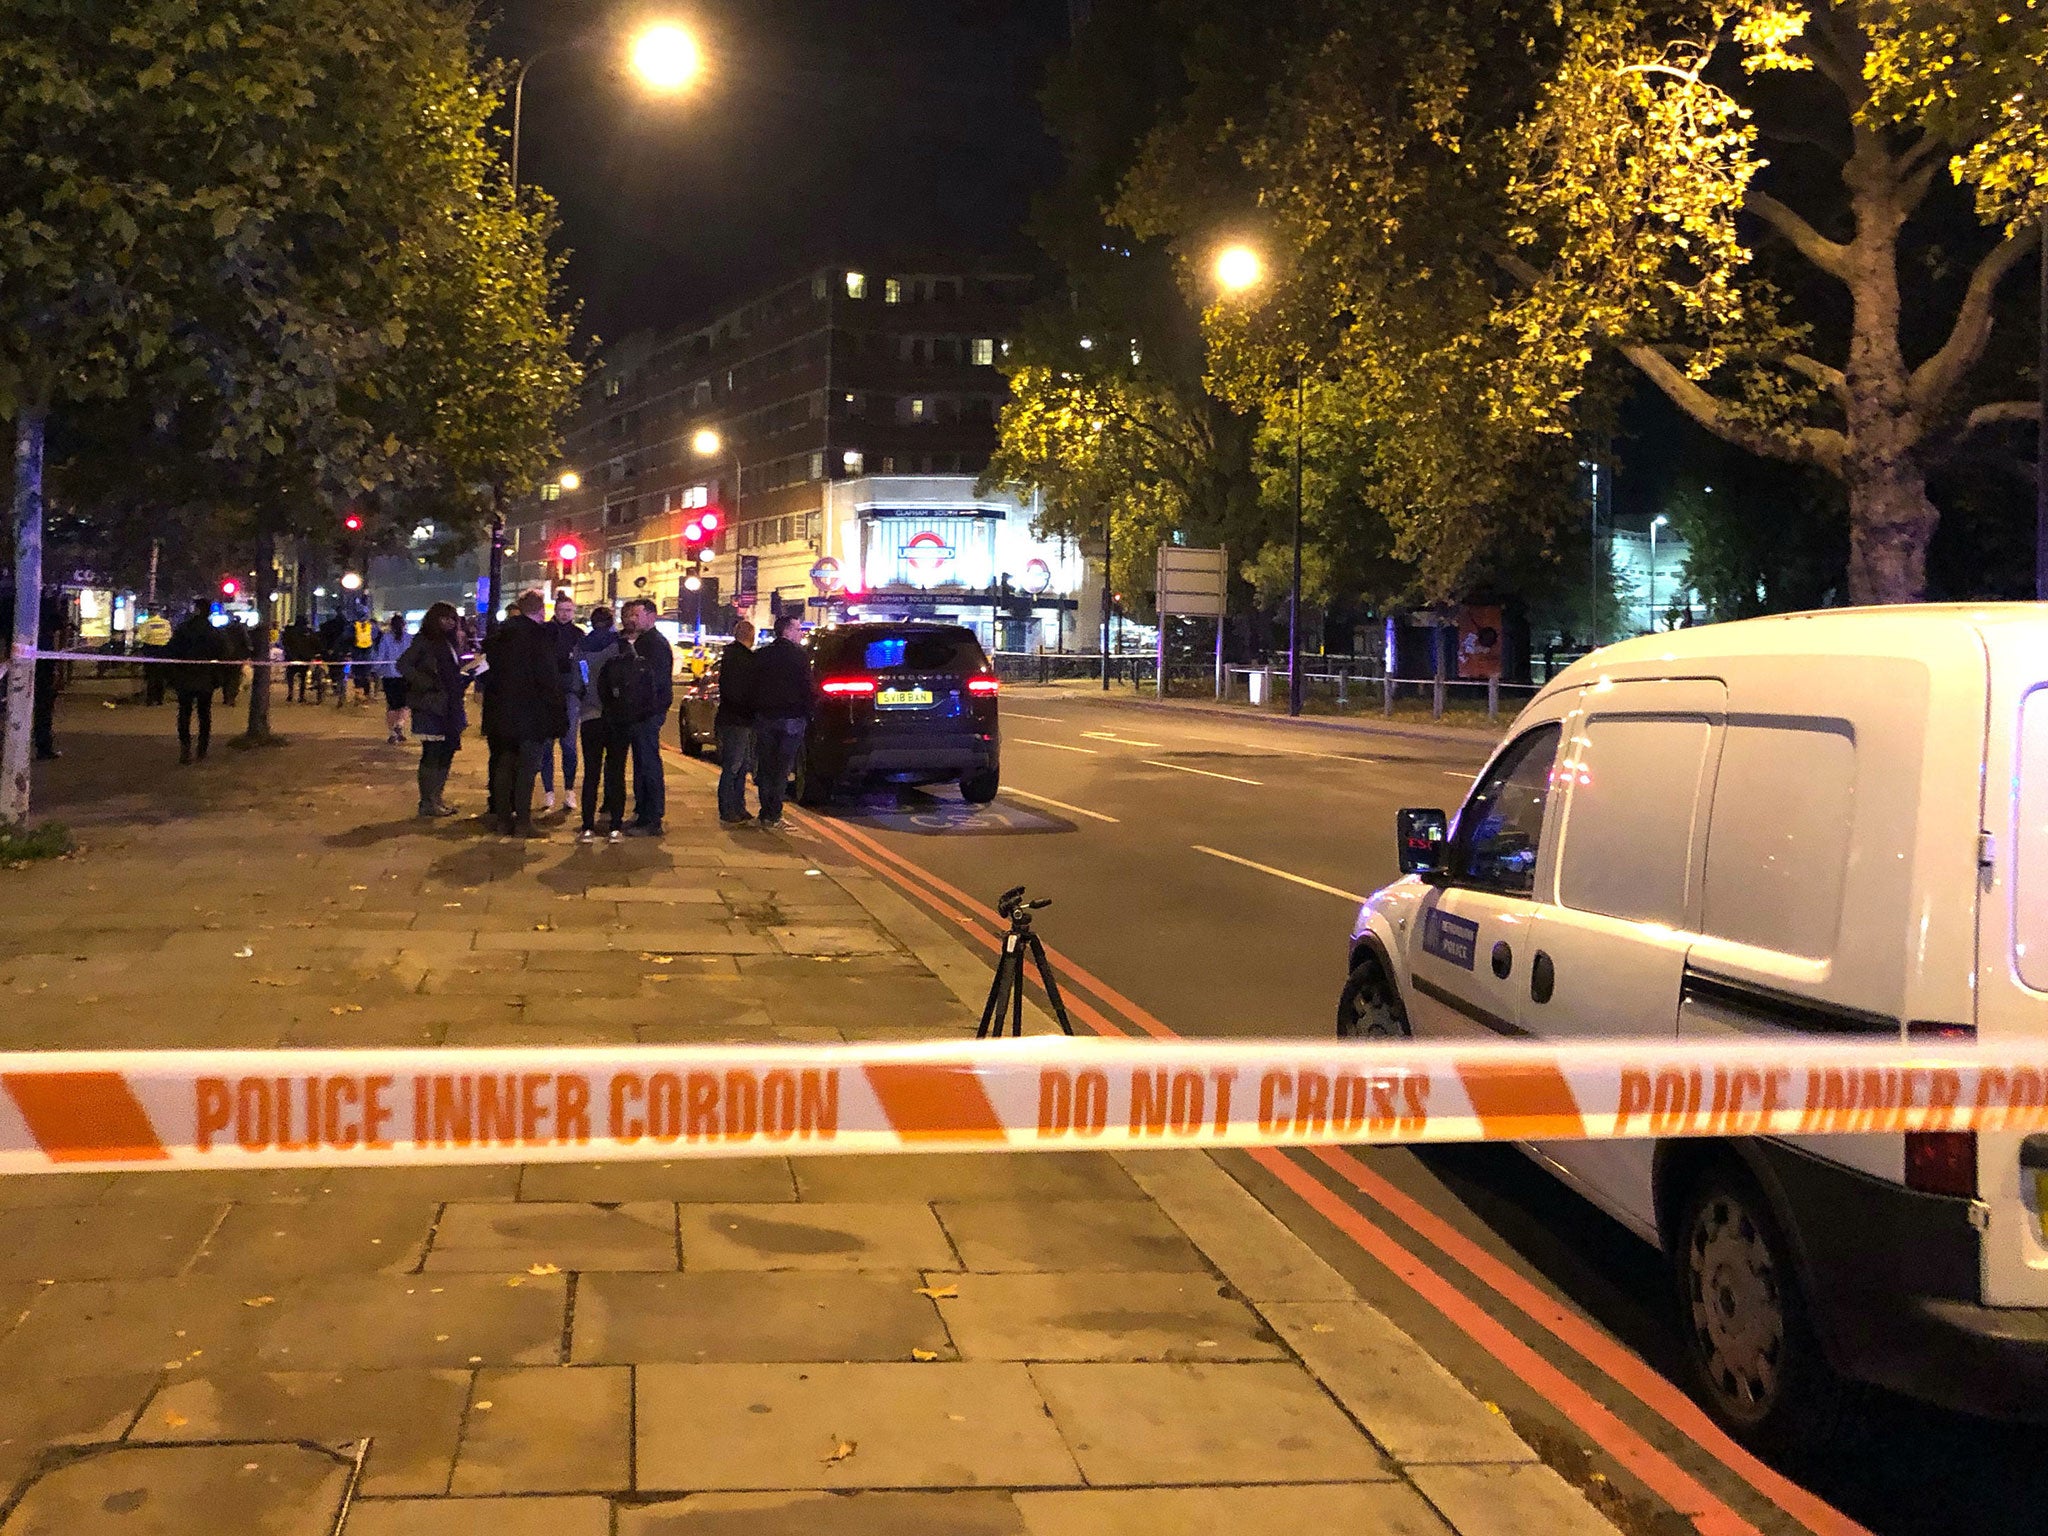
[684,521,703,542]
[342,512,363,532]
[555,539,580,564]
[698,509,721,533]
[220,578,240,598]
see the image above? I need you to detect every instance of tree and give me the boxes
[0,0,577,815]
[1162,0,2045,606]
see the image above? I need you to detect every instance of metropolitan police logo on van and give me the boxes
[1421,910,1479,971]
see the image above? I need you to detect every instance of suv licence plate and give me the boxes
[877,685,934,708]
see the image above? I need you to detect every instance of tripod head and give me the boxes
[996,885,1052,930]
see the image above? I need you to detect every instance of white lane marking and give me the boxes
[1191,845,1366,903]
[1016,738,1099,754]
[1139,758,1264,786]
[1004,787,1120,824]
[1006,712,1066,722]
[1443,770,1476,781]
[1081,730,1163,748]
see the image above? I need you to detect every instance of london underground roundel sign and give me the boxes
[811,557,843,592]
[1020,557,1052,595]
[903,531,955,585]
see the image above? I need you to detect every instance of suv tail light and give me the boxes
[966,676,999,696]
[1905,1131,1977,1198]
[820,676,877,697]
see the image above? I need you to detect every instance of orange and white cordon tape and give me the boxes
[1,1037,2045,1173]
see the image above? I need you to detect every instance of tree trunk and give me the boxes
[244,525,276,742]
[2,406,49,829]
[1841,141,1936,606]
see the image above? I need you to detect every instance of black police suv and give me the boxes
[795,622,1000,805]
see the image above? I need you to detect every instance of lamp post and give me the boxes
[693,428,741,613]
[1214,243,1306,716]
[1648,514,1669,633]
[509,21,701,193]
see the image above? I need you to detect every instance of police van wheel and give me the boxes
[960,769,999,805]
[680,729,704,759]
[793,752,833,808]
[1337,955,1408,1039]
[1674,1163,1854,1452]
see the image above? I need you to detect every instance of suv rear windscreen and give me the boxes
[816,627,987,674]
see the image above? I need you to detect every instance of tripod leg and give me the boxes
[1027,934,1076,1036]
[1011,949,1026,1037]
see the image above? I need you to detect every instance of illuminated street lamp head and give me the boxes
[691,428,722,458]
[339,572,363,592]
[1214,244,1264,292]
[631,23,701,91]
[557,470,580,492]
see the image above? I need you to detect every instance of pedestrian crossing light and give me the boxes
[342,511,363,532]
[555,539,580,565]
[698,509,721,533]
[219,578,240,599]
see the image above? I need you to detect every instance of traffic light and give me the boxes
[699,509,721,534]
[555,538,580,565]
[220,577,240,599]
[342,511,363,532]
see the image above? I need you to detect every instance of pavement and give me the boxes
[0,679,1621,1536]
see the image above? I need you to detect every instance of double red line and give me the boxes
[786,803,1872,1536]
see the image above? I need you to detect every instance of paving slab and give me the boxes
[571,1271,947,1364]
[936,1271,1281,1362]
[1261,1301,1536,1466]
[1028,1362,1391,1485]
[0,1174,117,1209]
[0,1441,353,1536]
[188,1200,439,1279]
[618,1490,1029,1535]
[935,1200,1208,1273]
[677,1203,957,1272]
[342,1495,613,1536]
[516,1159,796,1204]
[794,1152,1145,1204]
[133,1368,469,1496]
[0,1203,224,1284]
[425,1202,678,1273]
[450,1366,629,1494]
[1406,1464,1623,1536]
[0,1374,156,1489]
[1015,1484,1457,1536]
[1119,1152,1357,1303]
[635,1362,1080,1491]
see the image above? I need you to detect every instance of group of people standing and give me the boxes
[395,591,675,841]
[709,611,814,827]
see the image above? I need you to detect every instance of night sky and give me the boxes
[488,0,1073,345]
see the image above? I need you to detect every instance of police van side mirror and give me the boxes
[1397,808,1449,875]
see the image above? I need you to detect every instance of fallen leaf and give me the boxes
[233,946,254,959]
[639,953,674,965]
[910,1349,939,1361]
[533,922,550,932]
[474,1400,493,1411]
[1195,1339,1218,1348]
[527,1263,561,1276]
[163,1411,188,1428]
[328,1004,362,1016]
[1309,1323,1335,1334]
[822,1439,856,1465]
[242,1295,276,1308]
[349,884,367,891]
[914,1284,958,1300]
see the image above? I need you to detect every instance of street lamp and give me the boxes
[509,19,702,191]
[1213,242,1305,716]
[557,470,581,492]
[1648,514,1669,633]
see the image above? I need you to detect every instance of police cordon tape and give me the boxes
[1,1036,2045,1173]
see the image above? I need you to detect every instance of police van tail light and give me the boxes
[821,676,877,697]
[967,676,999,696]
[1905,1131,1977,1198]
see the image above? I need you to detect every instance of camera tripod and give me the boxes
[976,885,1075,1038]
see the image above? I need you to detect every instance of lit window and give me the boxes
[1000,338,1012,358]
[884,277,903,304]
[812,273,828,300]
[845,271,867,298]
[910,398,926,420]
[682,486,709,509]
[603,377,622,398]
[971,337,994,366]
[843,450,864,474]
[540,484,560,502]
[1130,341,1143,366]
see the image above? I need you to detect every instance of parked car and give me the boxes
[795,621,1000,805]
[1343,604,2048,1447]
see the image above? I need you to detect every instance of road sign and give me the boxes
[1155,545,1227,618]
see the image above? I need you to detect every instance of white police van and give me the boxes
[1342,605,2048,1445]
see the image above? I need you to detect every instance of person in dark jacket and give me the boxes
[480,590,567,837]
[573,607,629,841]
[165,600,225,763]
[619,598,674,836]
[217,614,251,707]
[749,613,815,827]
[539,593,586,815]
[282,617,319,703]
[398,602,469,816]
[713,619,757,825]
